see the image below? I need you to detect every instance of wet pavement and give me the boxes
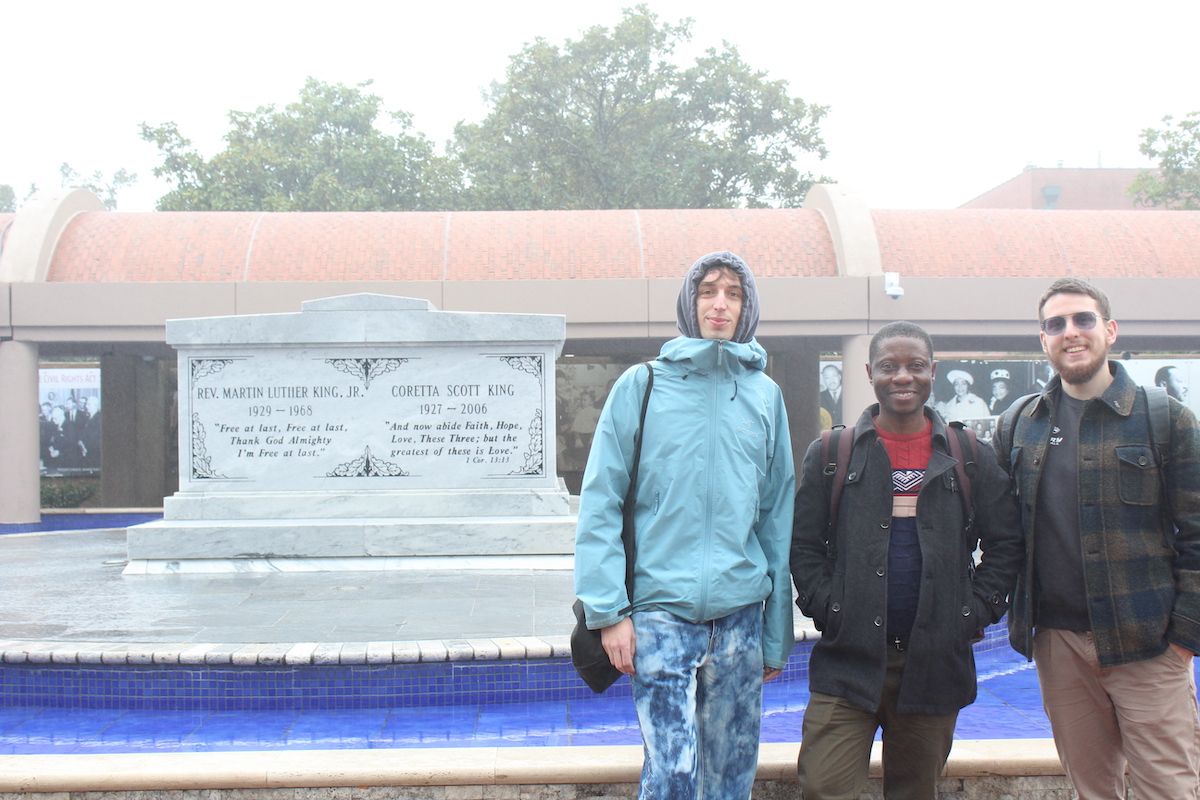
[0,528,578,645]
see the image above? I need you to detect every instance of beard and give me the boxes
[1053,347,1108,386]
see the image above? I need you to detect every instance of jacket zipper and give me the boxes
[699,341,725,617]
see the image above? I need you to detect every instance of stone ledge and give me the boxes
[0,636,570,666]
[0,740,1066,794]
[0,628,821,667]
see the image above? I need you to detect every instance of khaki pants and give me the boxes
[797,648,958,800]
[1035,628,1200,800]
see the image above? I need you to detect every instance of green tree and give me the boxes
[1130,111,1200,209]
[59,163,138,210]
[0,182,54,212]
[141,78,460,211]
[452,5,830,210]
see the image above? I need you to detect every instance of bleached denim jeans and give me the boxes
[630,603,765,800]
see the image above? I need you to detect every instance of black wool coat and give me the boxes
[790,407,1023,715]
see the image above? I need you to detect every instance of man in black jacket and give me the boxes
[791,321,1022,800]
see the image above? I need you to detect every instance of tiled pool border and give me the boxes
[0,625,1012,711]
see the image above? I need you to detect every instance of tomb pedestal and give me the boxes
[126,294,573,573]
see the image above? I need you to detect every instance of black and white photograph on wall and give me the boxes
[818,360,843,429]
[1118,357,1199,418]
[555,359,632,476]
[965,357,1199,420]
[926,359,1045,443]
[38,366,101,476]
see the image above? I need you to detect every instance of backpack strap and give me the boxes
[1144,385,1171,467]
[1143,385,1175,547]
[621,362,655,595]
[999,391,1040,455]
[820,425,853,558]
[945,421,979,531]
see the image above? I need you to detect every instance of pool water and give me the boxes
[0,512,161,536]
[0,646,1061,754]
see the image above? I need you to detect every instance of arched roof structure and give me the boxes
[25,207,1200,285]
[43,209,840,283]
[2,185,1200,522]
[872,209,1200,278]
[1,184,1198,356]
[4,187,1191,350]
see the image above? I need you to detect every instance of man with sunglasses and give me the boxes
[994,277,1200,800]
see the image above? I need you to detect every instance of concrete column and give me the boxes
[841,334,874,422]
[0,341,41,523]
[100,355,175,508]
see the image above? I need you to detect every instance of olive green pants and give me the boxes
[797,648,958,800]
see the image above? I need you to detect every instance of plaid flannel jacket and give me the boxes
[995,361,1200,667]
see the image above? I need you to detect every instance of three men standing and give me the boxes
[994,277,1200,800]
[791,321,1022,799]
[574,252,795,800]
[577,267,1198,800]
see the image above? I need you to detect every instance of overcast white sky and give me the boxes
[4,0,1197,212]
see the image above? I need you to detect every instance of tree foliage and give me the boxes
[58,163,138,210]
[1130,111,1200,210]
[138,12,831,212]
[0,175,115,213]
[452,5,829,210]
[140,78,461,212]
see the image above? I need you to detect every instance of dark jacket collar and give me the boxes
[1029,361,1136,419]
[851,403,949,447]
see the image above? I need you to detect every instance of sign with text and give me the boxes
[183,347,549,490]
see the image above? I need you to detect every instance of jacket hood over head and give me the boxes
[676,251,760,343]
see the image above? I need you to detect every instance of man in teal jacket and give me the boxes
[574,251,795,800]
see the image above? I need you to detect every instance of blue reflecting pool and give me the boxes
[0,645,1062,754]
[3,625,1194,755]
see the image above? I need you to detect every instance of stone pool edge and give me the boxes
[0,625,827,666]
[0,636,583,667]
[0,740,1066,794]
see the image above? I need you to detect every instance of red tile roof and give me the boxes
[47,209,837,282]
[40,207,1200,282]
[873,210,1200,278]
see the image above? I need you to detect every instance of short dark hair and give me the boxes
[1155,365,1178,386]
[869,321,934,364]
[1037,277,1112,323]
[698,263,741,285]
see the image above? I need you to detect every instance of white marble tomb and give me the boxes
[125,294,575,573]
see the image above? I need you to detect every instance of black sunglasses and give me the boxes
[1041,311,1104,336]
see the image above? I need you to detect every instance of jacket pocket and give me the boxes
[1115,445,1158,506]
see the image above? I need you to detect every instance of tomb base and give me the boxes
[139,294,574,574]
